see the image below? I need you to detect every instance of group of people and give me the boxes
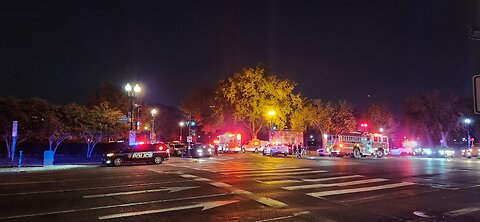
[292,143,306,158]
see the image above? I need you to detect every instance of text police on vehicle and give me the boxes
[102,143,170,167]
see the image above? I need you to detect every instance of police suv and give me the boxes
[103,143,170,167]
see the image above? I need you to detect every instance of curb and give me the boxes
[0,165,100,173]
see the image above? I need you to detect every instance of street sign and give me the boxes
[12,121,18,137]
[119,116,129,122]
[474,75,480,114]
[187,136,193,143]
[129,130,136,145]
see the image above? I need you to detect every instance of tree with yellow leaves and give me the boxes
[217,65,302,139]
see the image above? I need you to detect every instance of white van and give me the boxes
[242,139,269,153]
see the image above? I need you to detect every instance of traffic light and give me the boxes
[190,120,196,127]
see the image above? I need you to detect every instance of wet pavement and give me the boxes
[1,154,480,221]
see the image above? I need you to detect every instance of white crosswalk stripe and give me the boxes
[283,178,389,190]
[197,166,301,173]
[259,175,366,184]
[306,182,415,198]
[239,170,327,177]
[222,168,312,175]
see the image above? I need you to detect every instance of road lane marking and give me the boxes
[179,174,198,178]
[444,207,480,217]
[255,211,312,222]
[283,178,389,190]
[0,181,190,196]
[259,179,303,184]
[83,186,199,198]
[209,182,232,188]
[207,181,289,208]
[306,182,415,198]
[194,178,212,181]
[260,175,365,184]
[98,200,239,220]
[0,193,232,220]
[254,197,289,208]
[231,189,253,195]
[210,166,301,173]
[222,168,312,175]
[302,175,364,182]
[241,170,327,177]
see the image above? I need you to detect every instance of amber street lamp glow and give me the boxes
[268,110,276,116]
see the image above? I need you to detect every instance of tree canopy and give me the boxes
[362,103,398,136]
[406,91,463,146]
[217,65,303,139]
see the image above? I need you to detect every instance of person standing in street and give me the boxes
[297,143,303,158]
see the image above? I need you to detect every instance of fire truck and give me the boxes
[215,133,242,153]
[324,132,389,158]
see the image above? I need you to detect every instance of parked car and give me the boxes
[190,144,214,158]
[462,144,479,158]
[417,147,455,158]
[242,139,269,153]
[263,144,289,156]
[102,143,170,167]
[168,143,186,156]
[317,147,329,156]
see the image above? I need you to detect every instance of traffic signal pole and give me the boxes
[186,114,191,158]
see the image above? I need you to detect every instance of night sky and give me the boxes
[1,0,480,112]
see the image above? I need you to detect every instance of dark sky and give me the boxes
[1,0,480,112]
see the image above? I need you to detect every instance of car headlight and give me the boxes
[106,153,114,157]
[424,149,432,155]
[438,150,445,155]
[208,148,212,152]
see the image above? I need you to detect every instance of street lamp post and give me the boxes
[124,83,134,130]
[268,110,276,130]
[179,121,185,143]
[465,118,472,148]
[125,83,141,145]
[151,108,157,143]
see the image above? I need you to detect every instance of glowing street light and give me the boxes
[125,82,142,145]
[179,121,185,142]
[124,83,132,92]
[134,84,141,93]
[125,83,142,131]
[150,108,157,143]
[267,110,276,130]
[379,128,384,133]
[465,118,472,147]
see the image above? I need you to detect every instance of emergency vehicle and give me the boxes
[269,130,303,154]
[324,132,389,158]
[215,133,242,153]
[102,143,170,166]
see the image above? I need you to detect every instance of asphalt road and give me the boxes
[1,154,480,222]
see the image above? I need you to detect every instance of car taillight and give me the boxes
[159,146,164,150]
